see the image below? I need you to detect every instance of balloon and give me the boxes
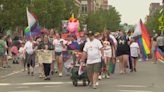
[78,27,81,32]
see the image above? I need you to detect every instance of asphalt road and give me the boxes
[0,59,164,92]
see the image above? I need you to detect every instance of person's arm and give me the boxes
[81,51,87,62]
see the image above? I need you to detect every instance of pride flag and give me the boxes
[133,20,151,60]
[156,48,164,59]
[78,62,84,75]
[25,8,41,39]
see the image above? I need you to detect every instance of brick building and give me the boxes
[149,0,164,16]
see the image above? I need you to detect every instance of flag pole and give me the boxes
[26,7,31,36]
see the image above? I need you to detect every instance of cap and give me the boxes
[96,32,100,35]
[88,31,94,36]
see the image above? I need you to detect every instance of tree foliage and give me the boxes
[85,7,121,33]
[145,9,163,35]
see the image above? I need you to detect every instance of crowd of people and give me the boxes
[0,28,163,89]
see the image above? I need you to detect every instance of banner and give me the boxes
[38,50,53,63]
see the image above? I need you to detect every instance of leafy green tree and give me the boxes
[84,7,121,33]
[145,9,163,35]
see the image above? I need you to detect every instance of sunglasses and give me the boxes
[94,36,98,37]
[80,36,84,37]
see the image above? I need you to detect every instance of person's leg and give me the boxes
[47,64,51,80]
[51,61,55,74]
[39,63,44,77]
[154,53,157,64]
[122,55,129,73]
[87,64,93,85]
[134,58,137,72]
[43,63,48,79]
[54,61,58,73]
[92,62,101,89]
[151,52,154,63]
[58,55,63,76]
[105,57,110,78]
[118,55,123,73]
[0,56,3,69]
[5,55,10,67]
[27,64,30,75]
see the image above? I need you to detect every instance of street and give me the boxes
[0,59,164,92]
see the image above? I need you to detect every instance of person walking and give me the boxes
[151,37,158,64]
[22,36,36,76]
[80,31,104,89]
[0,36,6,69]
[38,35,54,80]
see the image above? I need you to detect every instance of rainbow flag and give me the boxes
[25,8,41,39]
[133,20,151,60]
[156,48,164,59]
[67,42,79,50]
[78,62,84,75]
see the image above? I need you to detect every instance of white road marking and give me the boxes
[118,90,152,92]
[9,91,40,92]
[21,82,65,85]
[17,86,29,88]
[158,59,164,63]
[0,83,10,86]
[117,85,147,87]
[0,65,39,78]
[44,86,59,87]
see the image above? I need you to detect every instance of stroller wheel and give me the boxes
[83,80,86,86]
[74,81,78,86]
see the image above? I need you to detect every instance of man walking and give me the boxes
[80,31,104,89]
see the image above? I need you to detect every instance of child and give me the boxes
[19,42,25,71]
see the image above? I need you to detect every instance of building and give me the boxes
[103,0,108,10]
[144,15,149,24]
[149,0,164,16]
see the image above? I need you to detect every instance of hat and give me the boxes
[88,31,94,36]
[96,32,100,35]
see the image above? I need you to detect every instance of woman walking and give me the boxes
[22,36,36,76]
[130,37,140,72]
[53,34,66,77]
[102,30,115,78]
[151,37,158,64]
[116,31,132,74]
[38,35,54,80]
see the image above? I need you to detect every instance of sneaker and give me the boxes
[0,67,4,69]
[92,84,97,89]
[96,82,99,86]
[124,70,127,74]
[102,73,105,78]
[98,75,102,80]
[106,73,110,79]
[88,82,93,87]
[15,61,19,64]
[54,69,58,73]
[39,73,42,78]
[13,60,16,64]
[117,60,119,63]
[51,71,54,75]
[120,71,123,74]
[31,72,34,76]
[138,59,142,61]
[59,72,62,77]
[7,66,11,68]
[2,66,6,68]
[134,68,137,72]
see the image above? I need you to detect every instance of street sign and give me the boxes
[158,16,164,24]
[159,26,164,30]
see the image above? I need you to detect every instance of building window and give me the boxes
[82,4,87,14]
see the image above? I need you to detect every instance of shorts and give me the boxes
[0,53,4,57]
[104,49,112,57]
[151,47,156,53]
[12,52,16,55]
[116,50,130,57]
[55,52,62,57]
[87,63,101,73]
[132,57,138,59]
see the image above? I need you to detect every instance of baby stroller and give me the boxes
[71,53,90,86]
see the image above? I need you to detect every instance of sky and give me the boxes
[108,0,163,25]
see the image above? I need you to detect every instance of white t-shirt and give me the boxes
[110,34,117,44]
[24,41,34,55]
[130,42,139,57]
[53,39,66,52]
[19,47,25,59]
[103,40,111,49]
[83,39,103,64]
